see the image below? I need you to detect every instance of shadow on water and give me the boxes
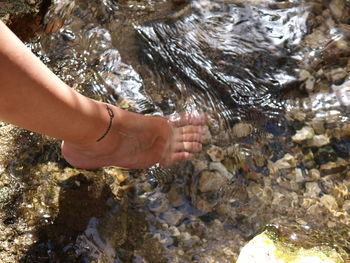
[22,173,113,262]
[20,170,171,263]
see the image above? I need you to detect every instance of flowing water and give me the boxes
[1,0,350,262]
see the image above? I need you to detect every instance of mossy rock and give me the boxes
[237,230,345,263]
[0,0,43,22]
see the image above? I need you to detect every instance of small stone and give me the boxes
[268,154,297,174]
[206,145,225,162]
[299,69,311,81]
[232,123,253,138]
[320,195,338,211]
[167,184,186,208]
[292,126,315,143]
[198,170,226,192]
[305,75,316,92]
[304,182,321,198]
[296,218,308,225]
[286,109,306,122]
[26,0,36,5]
[161,209,184,226]
[328,68,347,85]
[209,161,233,181]
[320,158,348,175]
[154,232,173,246]
[342,200,350,213]
[311,119,325,134]
[333,80,350,107]
[314,147,337,165]
[169,226,180,237]
[295,168,305,183]
[180,232,200,248]
[194,198,213,213]
[192,159,208,172]
[341,124,350,138]
[307,135,330,148]
[148,194,169,213]
[303,150,316,169]
[329,0,350,23]
[222,157,236,172]
[307,169,320,181]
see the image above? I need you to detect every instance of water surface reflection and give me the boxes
[13,0,350,262]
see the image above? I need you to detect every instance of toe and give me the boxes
[161,152,192,167]
[170,112,205,127]
[174,141,202,153]
[178,125,206,135]
[177,133,203,142]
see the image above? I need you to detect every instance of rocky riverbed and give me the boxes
[0,0,350,262]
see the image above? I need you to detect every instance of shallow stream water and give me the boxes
[1,0,350,262]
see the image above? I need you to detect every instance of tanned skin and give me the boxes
[0,21,205,169]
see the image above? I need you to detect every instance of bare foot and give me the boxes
[61,105,206,169]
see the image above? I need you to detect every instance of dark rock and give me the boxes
[314,146,337,165]
[320,158,348,175]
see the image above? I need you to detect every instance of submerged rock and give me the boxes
[268,154,297,175]
[292,126,315,143]
[307,135,330,148]
[206,145,225,162]
[0,0,42,23]
[320,158,348,175]
[198,170,226,193]
[232,123,253,138]
[237,230,344,263]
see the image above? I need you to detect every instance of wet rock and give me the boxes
[153,231,174,247]
[333,80,350,107]
[328,68,347,85]
[268,154,297,174]
[329,0,350,23]
[306,168,321,181]
[194,198,213,213]
[148,193,169,213]
[320,194,338,211]
[340,124,350,138]
[167,184,186,208]
[343,200,350,214]
[320,158,348,175]
[161,209,184,226]
[206,145,225,162]
[215,203,236,219]
[180,232,200,248]
[198,170,226,193]
[303,150,316,169]
[209,161,233,181]
[299,69,316,93]
[295,168,305,183]
[0,0,41,23]
[192,159,208,172]
[311,119,325,134]
[307,135,330,148]
[0,186,12,209]
[305,182,321,198]
[286,109,306,122]
[222,157,236,173]
[332,140,349,158]
[292,126,315,143]
[314,146,337,165]
[232,123,253,138]
[305,76,316,92]
[236,231,344,263]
